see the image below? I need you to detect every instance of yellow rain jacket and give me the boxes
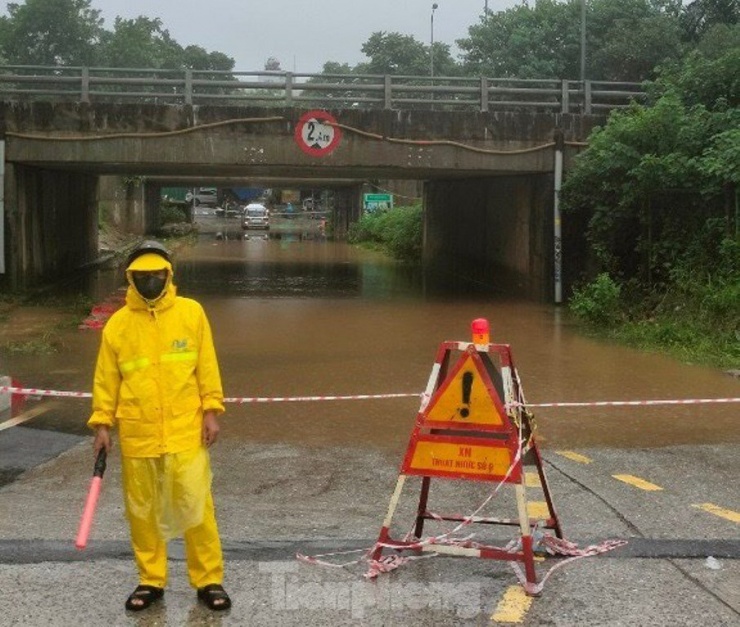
[88,261,224,458]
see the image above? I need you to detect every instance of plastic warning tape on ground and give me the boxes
[1,386,738,406]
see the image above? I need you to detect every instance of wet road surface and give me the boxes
[0,225,738,625]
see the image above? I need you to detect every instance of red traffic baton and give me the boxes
[75,449,107,550]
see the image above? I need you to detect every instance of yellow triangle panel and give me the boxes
[424,351,507,428]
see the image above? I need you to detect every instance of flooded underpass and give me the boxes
[1,221,738,625]
[10,217,732,452]
[177,228,739,452]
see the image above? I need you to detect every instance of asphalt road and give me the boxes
[0,414,738,626]
[0,232,737,625]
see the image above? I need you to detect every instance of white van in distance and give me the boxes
[242,203,270,230]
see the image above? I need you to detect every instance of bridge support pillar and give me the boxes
[98,176,149,235]
[332,186,362,239]
[1,164,98,290]
[423,174,555,301]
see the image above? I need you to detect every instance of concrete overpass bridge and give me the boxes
[0,66,645,299]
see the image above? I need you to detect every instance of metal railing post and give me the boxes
[553,131,564,304]
[285,72,293,107]
[0,64,647,113]
[81,67,90,103]
[561,80,569,114]
[480,76,489,113]
[184,69,193,106]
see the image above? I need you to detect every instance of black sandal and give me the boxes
[197,584,232,611]
[125,585,164,612]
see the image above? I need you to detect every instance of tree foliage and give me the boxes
[99,17,181,69]
[458,0,688,81]
[680,0,740,41]
[0,0,234,70]
[357,31,457,76]
[460,0,582,78]
[348,205,423,263]
[650,37,740,108]
[0,0,103,65]
[561,41,739,308]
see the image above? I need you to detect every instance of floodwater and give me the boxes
[3,220,738,453]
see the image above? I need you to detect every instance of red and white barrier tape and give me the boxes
[0,386,92,399]
[2,385,738,407]
[511,398,740,408]
[0,386,419,403]
[511,534,629,596]
[224,392,420,403]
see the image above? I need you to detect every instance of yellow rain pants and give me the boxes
[121,446,223,589]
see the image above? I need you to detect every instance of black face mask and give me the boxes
[133,274,167,301]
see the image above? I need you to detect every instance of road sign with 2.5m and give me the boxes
[294,110,342,157]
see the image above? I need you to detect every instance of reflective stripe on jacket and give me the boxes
[88,281,224,457]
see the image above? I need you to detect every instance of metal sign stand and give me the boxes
[372,321,562,593]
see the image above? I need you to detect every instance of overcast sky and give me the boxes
[88,0,521,73]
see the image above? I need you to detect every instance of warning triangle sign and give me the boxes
[373,324,563,593]
[423,347,511,432]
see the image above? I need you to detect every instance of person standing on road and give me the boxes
[87,240,232,613]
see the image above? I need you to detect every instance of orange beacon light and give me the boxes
[471,318,490,345]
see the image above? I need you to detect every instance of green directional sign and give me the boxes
[363,193,393,213]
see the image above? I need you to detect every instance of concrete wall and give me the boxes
[0,102,605,294]
[2,164,98,289]
[424,174,554,300]
[1,103,603,180]
[332,186,363,239]
[98,175,147,234]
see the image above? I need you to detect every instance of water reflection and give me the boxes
[178,235,738,450]
[176,236,416,300]
[2,232,737,453]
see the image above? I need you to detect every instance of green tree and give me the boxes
[0,0,235,71]
[304,61,362,106]
[182,47,233,72]
[99,17,181,68]
[561,44,739,286]
[458,0,684,81]
[0,0,103,65]
[357,31,459,77]
[693,21,740,57]
[652,44,740,109]
[98,17,234,71]
[263,56,282,72]
[680,0,740,40]
[590,12,684,80]
[307,32,459,107]
[459,0,579,78]
[361,31,437,75]
[320,61,355,75]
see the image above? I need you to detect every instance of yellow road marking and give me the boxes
[0,402,58,432]
[524,471,541,488]
[490,585,533,623]
[692,503,740,524]
[612,474,663,491]
[555,450,592,464]
[527,501,550,520]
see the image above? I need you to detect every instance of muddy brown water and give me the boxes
[2,229,737,452]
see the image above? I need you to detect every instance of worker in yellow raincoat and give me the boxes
[88,240,231,613]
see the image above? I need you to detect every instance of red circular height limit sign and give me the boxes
[294,110,342,157]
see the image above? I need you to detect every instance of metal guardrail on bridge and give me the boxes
[0,65,646,115]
